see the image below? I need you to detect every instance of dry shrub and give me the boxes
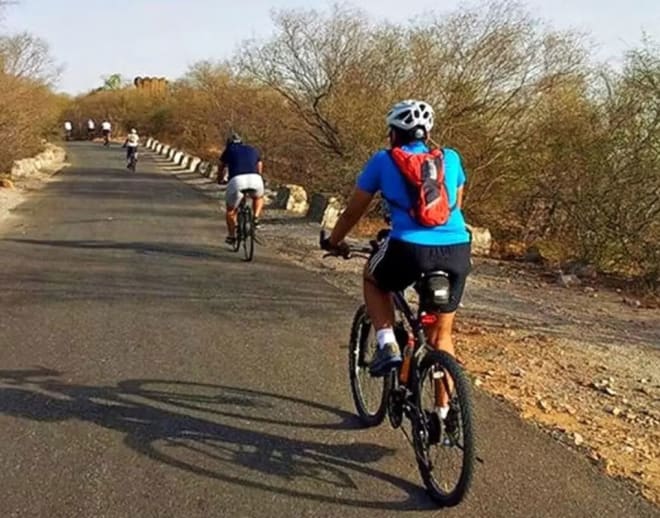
[0,31,64,174]
[0,75,35,171]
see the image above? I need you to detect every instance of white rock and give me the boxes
[467,225,492,257]
[558,273,581,288]
[275,184,309,214]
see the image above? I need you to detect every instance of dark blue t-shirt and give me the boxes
[220,143,261,180]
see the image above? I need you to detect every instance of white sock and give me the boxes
[437,406,450,420]
[376,328,397,349]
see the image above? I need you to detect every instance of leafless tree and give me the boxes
[239,4,370,158]
[0,32,62,84]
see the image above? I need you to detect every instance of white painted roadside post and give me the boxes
[188,156,202,172]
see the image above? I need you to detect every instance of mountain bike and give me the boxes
[233,189,256,262]
[320,229,475,506]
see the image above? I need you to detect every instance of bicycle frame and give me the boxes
[237,198,250,231]
[320,227,443,393]
[392,290,434,387]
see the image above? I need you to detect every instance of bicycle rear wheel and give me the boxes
[232,207,243,252]
[242,205,255,262]
[348,305,391,427]
[411,350,475,506]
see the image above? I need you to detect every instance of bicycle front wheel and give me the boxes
[411,350,475,506]
[242,205,255,262]
[348,305,391,427]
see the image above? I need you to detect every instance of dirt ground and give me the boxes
[258,208,660,506]
[0,161,68,229]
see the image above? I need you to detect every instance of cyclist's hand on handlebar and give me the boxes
[320,231,351,258]
[331,240,351,258]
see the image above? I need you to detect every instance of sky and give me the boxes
[2,0,659,94]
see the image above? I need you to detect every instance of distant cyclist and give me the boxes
[122,128,140,168]
[87,118,96,140]
[101,120,112,145]
[63,120,73,141]
[219,133,265,246]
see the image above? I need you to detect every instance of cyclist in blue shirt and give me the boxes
[323,100,471,407]
[219,133,265,245]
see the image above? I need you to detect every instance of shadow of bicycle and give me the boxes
[0,368,433,510]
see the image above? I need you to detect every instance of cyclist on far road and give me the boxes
[219,133,265,246]
[101,119,112,145]
[322,99,471,419]
[87,118,96,140]
[122,128,140,168]
[63,120,73,141]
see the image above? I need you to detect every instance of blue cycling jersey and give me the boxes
[357,141,470,246]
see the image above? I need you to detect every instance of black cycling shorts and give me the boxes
[368,238,471,313]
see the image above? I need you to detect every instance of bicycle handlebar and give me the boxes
[319,230,378,260]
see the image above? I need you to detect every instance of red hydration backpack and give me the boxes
[387,147,453,227]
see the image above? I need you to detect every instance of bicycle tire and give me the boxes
[242,205,255,262]
[233,208,243,252]
[348,305,390,427]
[412,349,475,506]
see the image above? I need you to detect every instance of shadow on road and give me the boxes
[4,238,225,260]
[0,368,433,510]
[0,238,350,312]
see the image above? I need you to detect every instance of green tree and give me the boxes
[100,73,123,90]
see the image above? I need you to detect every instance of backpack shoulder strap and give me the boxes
[383,147,415,212]
[436,147,459,213]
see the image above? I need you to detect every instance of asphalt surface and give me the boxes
[0,142,656,518]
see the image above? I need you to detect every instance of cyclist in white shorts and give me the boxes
[219,133,265,246]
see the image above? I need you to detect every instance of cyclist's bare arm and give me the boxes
[257,160,263,175]
[329,188,373,247]
[457,187,464,209]
[218,160,226,181]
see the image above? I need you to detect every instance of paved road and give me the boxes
[0,142,655,518]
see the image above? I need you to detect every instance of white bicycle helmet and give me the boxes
[386,99,434,134]
[130,128,137,134]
